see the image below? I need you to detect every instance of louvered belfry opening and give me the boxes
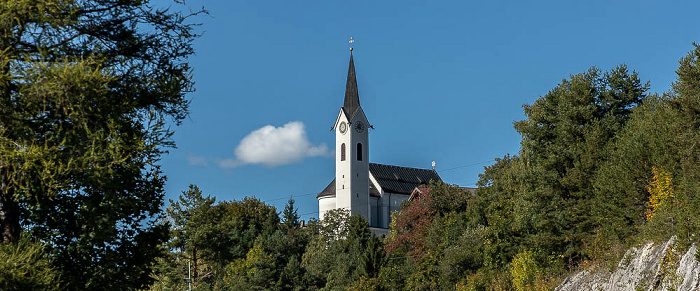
[341,143,346,161]
[356,143,362,161]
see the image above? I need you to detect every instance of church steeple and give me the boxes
[326,51,370,222]
[343,53,360,118]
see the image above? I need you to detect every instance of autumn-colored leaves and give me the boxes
[646,167,674,222]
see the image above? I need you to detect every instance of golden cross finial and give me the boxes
[349,37,354,51]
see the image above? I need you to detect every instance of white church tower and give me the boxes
[318,53,450,231]
[320,53,371,221]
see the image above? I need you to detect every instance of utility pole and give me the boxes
[183,259,192,291]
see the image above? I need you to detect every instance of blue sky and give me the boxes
[160,0,700,220]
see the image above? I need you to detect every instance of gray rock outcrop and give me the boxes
[556,237,700,291]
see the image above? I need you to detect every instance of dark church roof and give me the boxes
[342,53,361,119]
[369,163,442,194]
[317,163,442,198]
[319,179,336,197]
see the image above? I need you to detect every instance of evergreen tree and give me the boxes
[361,234,385,278]
[165,185,218,289]
[509,65,648,262]
[302,209,370,290]
[0,0,203,288]
[595,44,700,244]
[282,197,300,230]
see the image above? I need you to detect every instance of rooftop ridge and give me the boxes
[369,162,435,171]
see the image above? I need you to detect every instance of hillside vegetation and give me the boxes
[145,44,700,290]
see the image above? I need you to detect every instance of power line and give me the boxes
[261,191,320,203]
[435,160,493,173]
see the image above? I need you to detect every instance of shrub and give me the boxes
[511,249,540,291]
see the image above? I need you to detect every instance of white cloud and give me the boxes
[221,121,331,168]
[187,155,209,166]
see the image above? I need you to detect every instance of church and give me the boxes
[317,52,443,232]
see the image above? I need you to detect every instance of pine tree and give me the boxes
[282,197,300,229]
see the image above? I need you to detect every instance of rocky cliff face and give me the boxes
[556,237,700,291]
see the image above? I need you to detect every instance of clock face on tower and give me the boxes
[339,121,347,134]
[354,121,365,133]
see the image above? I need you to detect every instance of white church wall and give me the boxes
[318,196,336,220]
[374,192,411,229]
[379,193,390,228]
[347,108,370,219]
[389,192,410,220]
[334,109,352,218]
[370,196,379,227]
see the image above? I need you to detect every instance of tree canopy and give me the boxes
[0,0,202,289]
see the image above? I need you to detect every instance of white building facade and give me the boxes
[318,54,442,230]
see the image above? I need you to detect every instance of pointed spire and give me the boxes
[343,53,360,118]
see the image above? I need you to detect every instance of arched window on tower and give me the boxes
[357,143,362,161]
[341,143,346,161]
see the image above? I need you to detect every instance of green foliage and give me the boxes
[167,184,217,255]
[382,183,487,290]
[0,0,202,288]
[151,186,286,290]
[222,225,312,290]
[282,198,301,229]
[219,197,281,262]
[672,42,700,127]
[404,252,440,290]
[431,215,486,285]
[0,234,61,290]
[144,255,187,291]
[511,249,540,291]
[224,242,277,290]
[301,209,374,290]
[163,185,220,289]
[592,94,679,243]
[593,44,700,248]
[457,269,512,291]
[362,234,386,278]
[430,180,473,215]
[378,253,416,290]
[472,155,524,269]
[347,276,382,291]
[472,64,650,274]
[237,227,310,290]
[462,43,700,289]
